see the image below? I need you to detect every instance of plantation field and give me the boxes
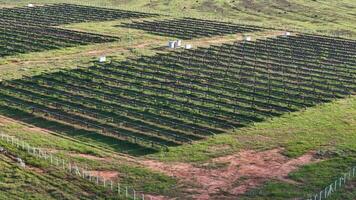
[1,0,355,36]
[0,4,159,58]
[0,33,355,152]
[0,1,355,200]
[119,17,263,39]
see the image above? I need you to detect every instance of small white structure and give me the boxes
[176,40,182,47]
[16,157,26,168]
[284,31,291,36]
[27,4,34,7]
[244,36,252,41]
[168,41,176,49]
[99,56,107,63]
[185,44,192,49]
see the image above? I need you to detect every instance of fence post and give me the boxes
[313,193,317,200]
[82,168,85,179]
[68,163,72,173]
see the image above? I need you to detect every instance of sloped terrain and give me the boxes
[0,1,355,200]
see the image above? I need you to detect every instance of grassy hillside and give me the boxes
[1,0,355,37]
[150,95,356,199]
[0,0,355,199]
[0,153,113,200]
[0,94,354,199]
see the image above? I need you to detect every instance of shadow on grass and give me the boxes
[0,105,158,157]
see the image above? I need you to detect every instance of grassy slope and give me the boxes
[0,116,178,193]
[0,0,355,199]
[0,153,114,200]
[1,0,355,36]
[150,95,356,199]
[153,96,356,162]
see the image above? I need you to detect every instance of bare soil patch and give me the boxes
[0,116,13,125]
[87,170,119,180]
[27,165,45,174]
[143,148,320,199]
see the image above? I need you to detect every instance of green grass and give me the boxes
[0,0,355,199]
[241,157,356,199]
[0,152,116,200]
[147,95,356,199]
[0,113,178,198]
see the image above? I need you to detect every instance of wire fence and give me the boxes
[306,166,356,200]
[0,131,158,200]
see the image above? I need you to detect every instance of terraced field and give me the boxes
[120,17,263,39]
[0,22,118,57]
[0,3,156,58]
[0,1,355,199]
[1,33,354,151]
[0,3,156,26]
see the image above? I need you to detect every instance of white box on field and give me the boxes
[99,56,107,63]
[185,44,192,49]
[244,36,252,41]
[284,31,291,36]
[27,4,34,7]
[168,41,176,48]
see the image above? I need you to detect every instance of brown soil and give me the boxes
[27,165,45,174]
[87,170,119,180]
[0,116,12,125]
[143,148,319,199]
[144,194,172,200]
